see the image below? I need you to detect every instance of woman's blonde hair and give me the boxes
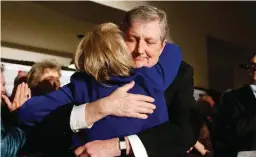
[74,22,133,83]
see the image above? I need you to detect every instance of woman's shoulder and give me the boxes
[132,67,164,90]
[70,72,93,89]
[70,72,91,82]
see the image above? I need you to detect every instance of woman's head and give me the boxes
[74,22,134,83]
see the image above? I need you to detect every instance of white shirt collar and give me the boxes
[250,84,256,92]
[249,84,256,98]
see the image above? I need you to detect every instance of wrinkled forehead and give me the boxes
[127,20,162,40]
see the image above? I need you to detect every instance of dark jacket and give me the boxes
[138,61,200,157]
[212,85,256,157]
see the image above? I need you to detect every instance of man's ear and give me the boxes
[160,39,167,54]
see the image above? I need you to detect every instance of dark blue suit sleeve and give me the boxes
[156,43,182,89]
[17,83,75,127]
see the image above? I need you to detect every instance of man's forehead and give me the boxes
[127,23,161,40]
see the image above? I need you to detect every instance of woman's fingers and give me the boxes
[14,84,21,104]
[20,83,26,104]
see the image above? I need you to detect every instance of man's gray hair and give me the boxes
[120,5,168,42]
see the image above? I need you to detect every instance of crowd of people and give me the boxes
[1,5,255,157]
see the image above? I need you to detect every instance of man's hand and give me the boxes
[74,138,121,157]
[2,82,31,111]
[85,81,156,126]
[103,81,156,119]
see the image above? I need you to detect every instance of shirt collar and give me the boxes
[250,84,256,93]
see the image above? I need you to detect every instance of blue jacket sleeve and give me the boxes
[17,83,75,127]
[157,42,182,89]
[1,120,26,157]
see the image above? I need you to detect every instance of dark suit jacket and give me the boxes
[212,85,256,157]
[24,61,199,157]
[138,61,199,157]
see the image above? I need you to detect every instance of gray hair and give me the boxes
[120,5,168,42]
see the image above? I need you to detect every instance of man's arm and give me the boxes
[25,82,155,156]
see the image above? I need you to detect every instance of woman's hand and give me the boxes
[2,82,31,112]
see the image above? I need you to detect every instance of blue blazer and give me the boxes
[18,43,182,146]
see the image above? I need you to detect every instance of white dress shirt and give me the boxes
[70,104,148,157]
[250,84,256,98]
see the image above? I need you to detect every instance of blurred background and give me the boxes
[1,1,256,96]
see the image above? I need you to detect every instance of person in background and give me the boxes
[1,64,31,157]
[27,59,61,96]
[212,53,256,157]
[10,71,28,103]
[187,95,215,157]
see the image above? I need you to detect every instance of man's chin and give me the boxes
[134,62,144,68]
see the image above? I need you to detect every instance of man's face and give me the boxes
[249,55,256,82]
[124,20,166,68]
[1,72,6,96]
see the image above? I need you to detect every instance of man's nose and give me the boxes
[136,41,146,55]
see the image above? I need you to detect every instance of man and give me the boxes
[74,61,199,157]
[19,5,198,157]
[212,54,256,157]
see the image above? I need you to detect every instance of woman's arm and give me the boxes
[136,43,182,90]
[157,42,182,89]
[74,81,156,128]
[17,83,75,127]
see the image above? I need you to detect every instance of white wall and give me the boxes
[1,47,71,66]
[1,1,96,54]
[91,0,149,11]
